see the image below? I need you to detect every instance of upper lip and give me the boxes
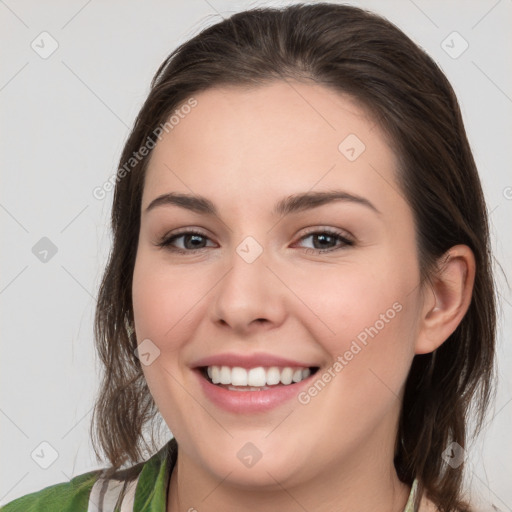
[191,352,317,369]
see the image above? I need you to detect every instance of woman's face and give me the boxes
[132,81,425,489]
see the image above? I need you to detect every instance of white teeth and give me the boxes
[280,367,293,385]
[248,367,267,387]
[219,366,231,385]
[227,385,271,391]
[211,366,220,384]
[231,367,248,386]
[266,367,281,385]
[205,365,314,387]
[292,368,303,383]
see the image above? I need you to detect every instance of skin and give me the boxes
[131,80,475,512]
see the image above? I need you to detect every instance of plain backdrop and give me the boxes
[1,0,511,510]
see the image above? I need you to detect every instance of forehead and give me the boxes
[142,80,401,214]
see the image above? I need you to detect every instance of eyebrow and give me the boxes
[144,190,381,217]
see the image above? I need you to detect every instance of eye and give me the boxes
[156,229,215,254]
[294,228,354,253]
[156,227,354,255]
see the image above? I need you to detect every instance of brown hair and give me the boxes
[90,4,497,510]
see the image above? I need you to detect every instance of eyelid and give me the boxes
[297,225,354,241]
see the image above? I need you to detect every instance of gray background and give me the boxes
[1,0,511,510]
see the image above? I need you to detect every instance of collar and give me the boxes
[132,437,178,510]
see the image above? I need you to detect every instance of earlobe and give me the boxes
[415,245,475,355]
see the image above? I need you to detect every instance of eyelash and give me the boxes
[156,228,354,255]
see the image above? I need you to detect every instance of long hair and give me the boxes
[89,4,497,510]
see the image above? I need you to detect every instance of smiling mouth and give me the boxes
[199,365,319,391]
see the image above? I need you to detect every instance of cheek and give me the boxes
[132,250,204,343]
[300,261,414,339]
[131,252,199,434]
[300,259,418,392]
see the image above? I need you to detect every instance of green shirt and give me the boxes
[1,439,418,511]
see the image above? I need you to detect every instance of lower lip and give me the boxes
[195,369,315,413]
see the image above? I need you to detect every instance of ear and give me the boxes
[415,245,476,355]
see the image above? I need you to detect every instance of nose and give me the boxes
[210,243,287,336]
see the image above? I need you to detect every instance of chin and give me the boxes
[194,437,313,489]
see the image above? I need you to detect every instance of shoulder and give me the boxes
[1,439,177,512]
[0,469,102,512]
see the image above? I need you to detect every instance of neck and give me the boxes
[167,436,411,512]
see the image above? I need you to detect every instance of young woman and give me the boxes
[2,3,497,511]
